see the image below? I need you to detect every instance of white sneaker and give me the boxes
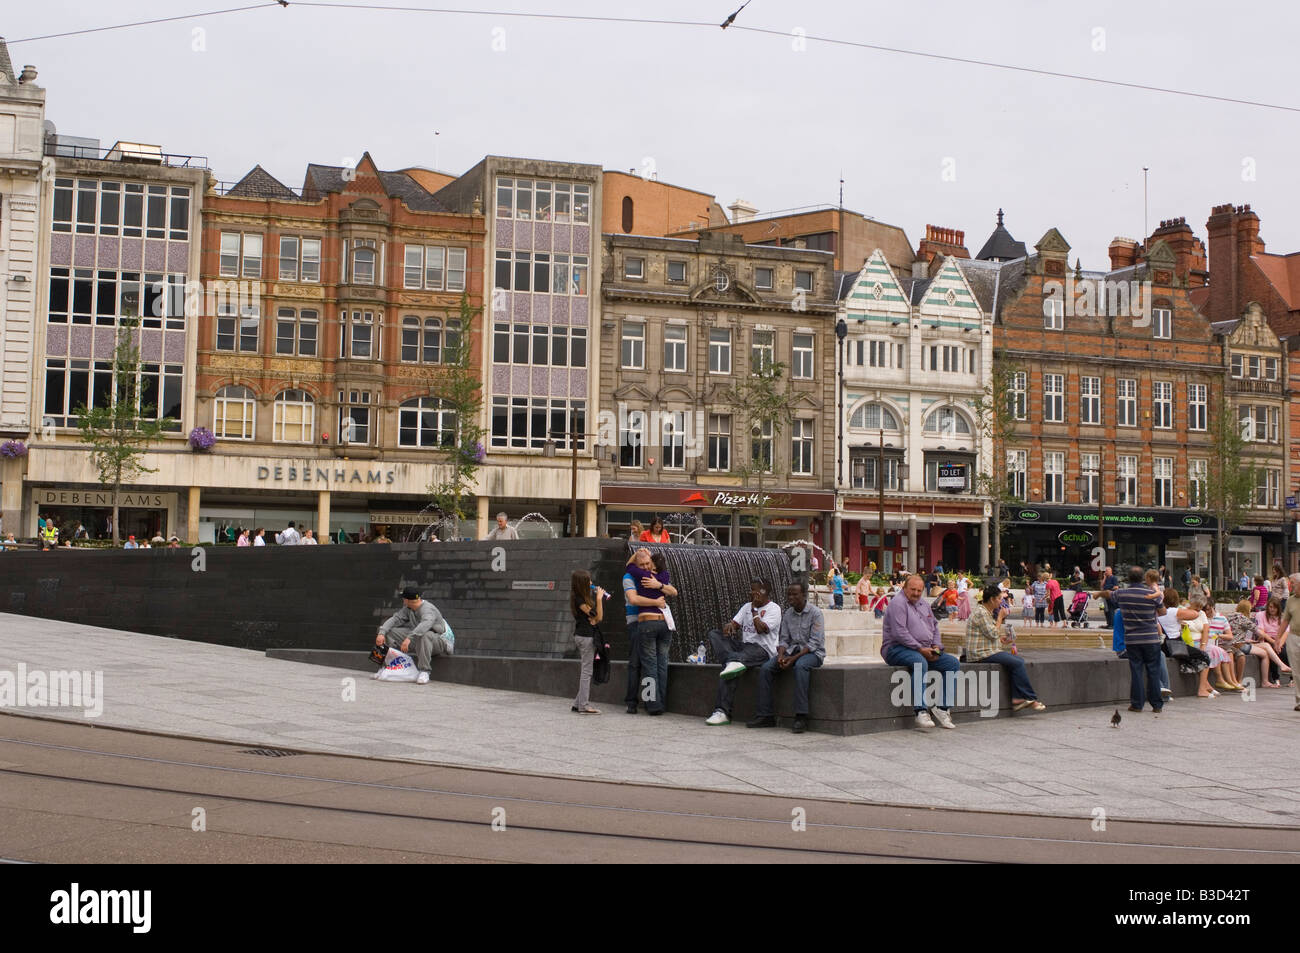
[914,710,935,730]
[719,661,747,680]
[705,709,731,726]
[416,671,430,684]
[930,707,955,729]
[1160,688,1173,699]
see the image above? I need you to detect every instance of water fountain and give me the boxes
[513,512,558,539]
[630,542,797,661]
[678,526,723,546]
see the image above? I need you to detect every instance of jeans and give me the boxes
[708,628,772,716]
[884,644,961,710]
[981,651,1036,701]
[1157,653,1170,693]
[1127,642,1164,710]
[833,593,843,610]
[623,621,642,708]
[573,634,595,709]
[639,619,671,713]
[756,652,823,717]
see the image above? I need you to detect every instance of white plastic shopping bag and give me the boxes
[374,647,420,682]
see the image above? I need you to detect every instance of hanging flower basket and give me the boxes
[0,439,27,459]
[462,440,486,463]
[188,427,216,452]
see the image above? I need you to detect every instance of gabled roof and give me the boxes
[952,257,1001,314]
[834,269,860,301]
[1250,251,1300,311]
[226,165,299,200]
[975,209,1028,261]
[301,156,449,211]
[0,38,15,84]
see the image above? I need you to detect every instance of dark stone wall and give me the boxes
[1,540,633,657]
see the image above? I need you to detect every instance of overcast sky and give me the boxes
[8,1,1299,271]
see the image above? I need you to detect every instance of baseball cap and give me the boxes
[401,586,420,600]
[128,535,135,540]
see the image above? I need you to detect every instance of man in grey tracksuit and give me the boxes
[375,586,452,684]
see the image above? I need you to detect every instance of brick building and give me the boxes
[992,221,1224,581]
[598,231,837,545]
[600,170,726,238]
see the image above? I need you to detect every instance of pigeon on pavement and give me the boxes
[1110,709,1122,728]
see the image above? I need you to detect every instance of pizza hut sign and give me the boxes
[712,491,773,507]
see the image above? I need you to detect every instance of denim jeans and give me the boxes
[708,628,771,716]
[638,619,671,713]
[756,652,823,717]
[623,621,642,708]
[981,651,1036,701]
[884,644,961,710]
[1127,641,1164,710]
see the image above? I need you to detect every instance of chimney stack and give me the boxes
[1108,237,1139,270]
[727,198,758,223]
[917,223,970,268]
[1146,216,1208,287]
[1206,203,1264,321]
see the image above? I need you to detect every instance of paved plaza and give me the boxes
[2,614,1297,828]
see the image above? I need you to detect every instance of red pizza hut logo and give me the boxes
[680,491,707,504]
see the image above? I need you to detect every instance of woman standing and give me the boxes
[1270,567,1290,602]
[1031,573,1048,627]
[639,518,671,543]
[1046,573,1065,627]
[965,585,1045,712]
[569,570,605,714]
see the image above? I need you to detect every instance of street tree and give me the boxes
[726,355,800,547]
[426,294,487,541]
[1202,396,1257,591]
[972,351,1023,576]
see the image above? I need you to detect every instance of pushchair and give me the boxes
[1067,590,1091,627]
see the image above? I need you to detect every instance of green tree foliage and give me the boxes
[426,294,487,541]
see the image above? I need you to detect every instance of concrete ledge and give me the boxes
[267,647,1254,735]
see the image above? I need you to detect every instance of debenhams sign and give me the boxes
[256,464,398,485]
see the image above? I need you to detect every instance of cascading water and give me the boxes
[629,542,796,661]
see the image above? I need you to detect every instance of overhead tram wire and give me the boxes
[10,2,1300,115]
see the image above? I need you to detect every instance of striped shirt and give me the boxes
[1112,584,1161,645]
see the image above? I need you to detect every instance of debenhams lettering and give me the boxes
[37,490,166,508]
[256,465,396,485]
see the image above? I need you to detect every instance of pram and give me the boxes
[1067,590,1091,627]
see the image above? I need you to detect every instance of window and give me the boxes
[852,454,901,491]
[43,357,111,427]
[662,411,686,470]
[755,267,774,290]
[850,403,900,431]
[1043,373,1065,422]
[1188,383,1207,431]
[667,260,687,283]
[273,389,314,443]
[1248,355,1260,378]
[1007,450,1027,500]
[1265,357,1278,380]
[624,257,644,280]
[926,345,963,373]
[664,324,687,372]
[340,311,376,360]
[1153,457,1174,506]
[216,302,260,353]
[338,390,373,445]
[750,419,773,473]
[275,308,318,357]
[621,321,645,369]
[620,410,645,468]
[751,330,775,372]
[52,179,189,239]
[792,419,814,475]
[1079,452,1099,503]
[1044,297,1063,330]
[213,385,255,440]
[1153,307,1172,339]
[490,396,585,450]
[1153,380,1173,429]
[1256,468,1281,508]
[1044,451,1064,502]
[351,245,375,285]
[495,250,586,295]
[404,246,422,288]
[301,239,321,282]
[219,233,241,277]
[923,406,972,436]
[1239,405,1279,443]
[1116,379,1137,427]
[1008,371,1027,420]
[1231,354,1243,377]
[496,323,583,368]
[866,340,903,369]
[279,237,300,281]
[1189,459,1208,509]
[496,178,588,223]
[621,196,633,233]
[792,333,814,379]
[925,459,971,492]
[401,316,449,364]
[399,397,457,448]
[794,270,813,291]
[708,414,731,471]
[709,328,732,374]
[1118,455,1137,505]
[1081,376,1101,425]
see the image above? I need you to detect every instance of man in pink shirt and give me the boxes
[882,574,961,730]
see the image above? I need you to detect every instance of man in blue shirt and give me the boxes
[622,548,666,714]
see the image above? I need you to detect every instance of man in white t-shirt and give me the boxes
[705,579,782,726]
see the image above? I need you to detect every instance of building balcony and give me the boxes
[1230,378,1283,396]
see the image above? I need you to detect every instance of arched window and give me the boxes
[923,406,972,436]
[401,316,420,362]
[399,397,457,448]
[423,318,442,363]
[213,385,255,440]
[445,318,462,363]
[848,403,900,431]
[273,389,315,443]
[621,196,634,233]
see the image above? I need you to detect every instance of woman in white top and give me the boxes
[1158,588,1200,699]
[1182,592,1219,698]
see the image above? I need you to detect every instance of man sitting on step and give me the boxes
[748,580,825,734]
[375,586,453,685]
[704,579,782,726]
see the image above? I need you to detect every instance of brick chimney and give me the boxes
[917,224,970,268]
[1108,237,1139,270]
[1146,217,1208,287]
[1207,203,1264,321]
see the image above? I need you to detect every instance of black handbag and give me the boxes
[1163,635,1190,660]
[591,625,612,685]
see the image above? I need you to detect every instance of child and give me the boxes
[1022,590,1035,626]
[569,570,604,714]
[830,568,845,610]
[857,574,872,612]
[872,588,889,620]
[1204,610,1244,692]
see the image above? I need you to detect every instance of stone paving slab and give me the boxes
[1,613,1297,828]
